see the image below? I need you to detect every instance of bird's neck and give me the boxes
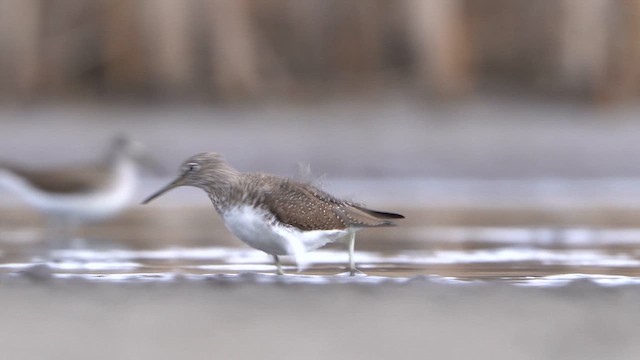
[107,148,128,167]
[207,191,227,213]
[205,183,237,214]
[102,153,138,192]
[108,152,136,173]
[201,169,243,213]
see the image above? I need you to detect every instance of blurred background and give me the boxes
[2,0,640,101]
[2,0,640,263]
[4,1,640,359]
[2,0,640,260]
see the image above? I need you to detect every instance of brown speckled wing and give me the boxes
[263,180,346,231]
[261,177,401,231]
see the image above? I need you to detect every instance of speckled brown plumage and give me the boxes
[143,152,404,232]
[235,174,400,231]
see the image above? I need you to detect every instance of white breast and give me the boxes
[221,205,349,266]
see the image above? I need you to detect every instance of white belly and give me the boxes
[221,205,349,257]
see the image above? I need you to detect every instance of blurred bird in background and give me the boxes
[0,135,163,245]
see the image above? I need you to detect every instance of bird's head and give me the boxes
[142,152,239,204]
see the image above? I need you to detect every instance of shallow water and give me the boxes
[3,204,640,287]
[3,235,640,287]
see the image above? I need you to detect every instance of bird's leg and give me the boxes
[347,232,360,276]
[273,254,284,275]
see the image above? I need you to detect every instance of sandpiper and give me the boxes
[0,135,160,227]
[143,152,404,275]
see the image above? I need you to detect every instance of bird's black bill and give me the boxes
[141,179,181,204]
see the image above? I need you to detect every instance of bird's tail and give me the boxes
[334,205,405,228]
[352,205,405,219]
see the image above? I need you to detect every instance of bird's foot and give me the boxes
[350,268,366,277]
[272,254,284,275]
[337,268,367,277]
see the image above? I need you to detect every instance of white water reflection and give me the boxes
[1,245,640,287]
[395,248,640,267]
[42,247,640,268]
[9,270,640,288]
[516,274,640,287]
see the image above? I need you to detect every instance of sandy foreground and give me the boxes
[0,277,638,360]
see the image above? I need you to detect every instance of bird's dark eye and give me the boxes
[184,162,200,173]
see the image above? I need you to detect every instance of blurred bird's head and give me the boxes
[110,134,165,175]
